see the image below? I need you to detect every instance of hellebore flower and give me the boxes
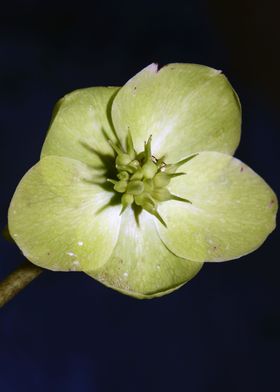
[8,63,277,299]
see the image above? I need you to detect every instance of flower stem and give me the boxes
[0,261,43,308]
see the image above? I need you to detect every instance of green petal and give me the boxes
[156,152,277,262]
[87,208,203,298]
[112,63,241,162]
[8,156,121,271]
[41,87,120,170]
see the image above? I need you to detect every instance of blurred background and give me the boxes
[0,0,279,391]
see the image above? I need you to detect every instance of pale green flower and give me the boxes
[8,63,277,298]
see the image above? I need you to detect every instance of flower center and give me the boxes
[107,133,195,225]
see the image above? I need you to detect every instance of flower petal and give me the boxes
[156,152,277,262]
[41,87,120,169]
[8,156,121,271]
[87,208,203,298]
[112,63,241,161]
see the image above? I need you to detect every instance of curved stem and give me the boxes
[0,261,43,308]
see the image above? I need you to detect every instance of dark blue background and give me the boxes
[1,1,279,391]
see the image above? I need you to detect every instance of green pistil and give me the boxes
[117,171,129,181]
[107,136,195,225]
[127,180,144,195]
[114,180,128,193]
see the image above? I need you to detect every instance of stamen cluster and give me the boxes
[108,134,194,225]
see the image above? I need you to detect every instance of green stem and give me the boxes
[0,261,43,308]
